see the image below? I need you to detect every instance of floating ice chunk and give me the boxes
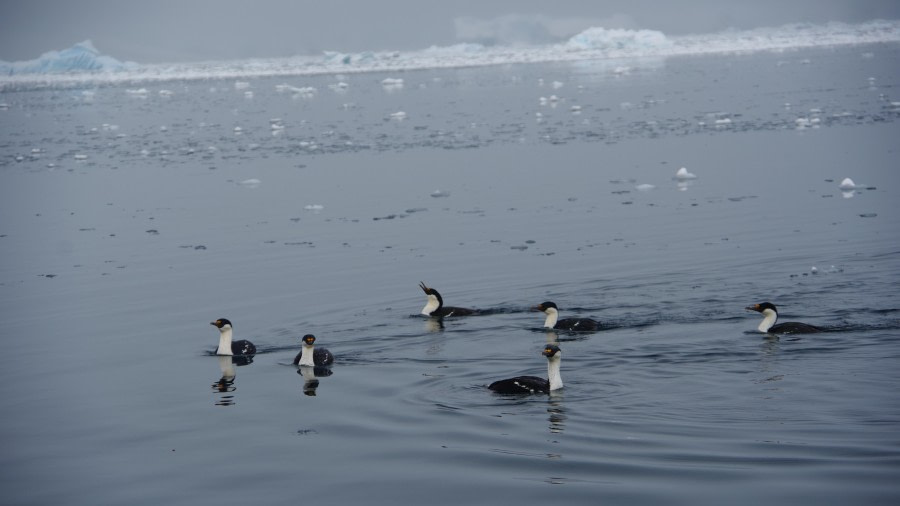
[838,178,856,190]
[810,266,818,274]
[158,89,173,97]
[613,66,631,75]
[549,95,559,102]
[552,81,564,89]
[328,82,349,92]
[430,189,450,198]
[74,154,88,160]
[0,102,8,109]
[244,91,254,99]
[382,78,404,89]
[570,105,582,113]
[293,86,317,98]
[239,178,261,187]
[389,111,407,120]
[233,126,243,134]
[675,167,697,180]
[539,96,548,105]
[304,204,324,213]
[714,117,732,126]
[635,183,655,191]
[234,81,251,90]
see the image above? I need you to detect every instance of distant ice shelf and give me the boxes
[2,20,898,89]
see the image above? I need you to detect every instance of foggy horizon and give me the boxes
[2,0,899,64]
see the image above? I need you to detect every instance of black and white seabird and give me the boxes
[489,344,563,394]
[292,334,335,366]
[746,302,822,334]
[533,301,599,331]
[210,318,257,355]
[419,281,477,317]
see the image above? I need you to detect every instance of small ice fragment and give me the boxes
[74,154,88,160]
[810,266,818,274]
[549,95,559,102]
[233,126,243,134]
[430,190,450,198]
[159,89,173,97]
[234,81,251,90]
[675,167,697,180]
[304,204,324,212]
[389,111,407,120]
[244,91,254,99]
[838,178,856,190]
[552,81,564,89]
[239,178,261,187]
[635,184,655,191]
[570,105,582,113]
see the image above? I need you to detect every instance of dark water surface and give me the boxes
[1,45,899,505]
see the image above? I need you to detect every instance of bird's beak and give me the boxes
[419,281,428,293]
[745,305,759,312]
[530,305,542,312]
[210,321,216,326]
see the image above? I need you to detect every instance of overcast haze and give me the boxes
[2,0,899,63]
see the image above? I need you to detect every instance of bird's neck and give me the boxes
[299,344,316,366]
[543,308,559,328]
[422,294,441,316]
[216,328,233,355]
[758,309,778,333]
[547,357,563,391]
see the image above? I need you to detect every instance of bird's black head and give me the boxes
[419,281,441,296]
[302,334,316,345]
[211,318,232,329]
[419,281,443,301]
[746,302,777,313]
[543,344,561,358]
[533,301,558,312]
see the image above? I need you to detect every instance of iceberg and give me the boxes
[566,27,671,52]
[0,40,135,75]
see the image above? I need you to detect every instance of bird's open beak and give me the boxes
[745,305,759,312]
[419,281,429,293]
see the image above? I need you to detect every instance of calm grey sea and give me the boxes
[1,44,899,505]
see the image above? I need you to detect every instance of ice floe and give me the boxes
[675,167,697,180]
[838,178,856,190]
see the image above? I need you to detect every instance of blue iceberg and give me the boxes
[0,40,136,75]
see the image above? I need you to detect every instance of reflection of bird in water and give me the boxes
[419,282,478,317]
[548,398,567,434]
[489,345,563,395]
[424,318,445,333]
[745,302,822,334]
[532,302,599,331]
[544,330,560,344]
[210,318,257,356]
[297,365,333,396]
[212,356,237,406]
[293,334,334,366]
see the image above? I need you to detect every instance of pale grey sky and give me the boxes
[1,0,898,63]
